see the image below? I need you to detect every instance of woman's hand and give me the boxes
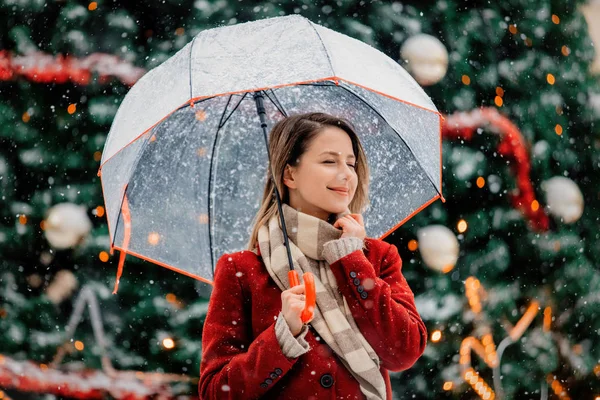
[333,213,366,240]
[281,284,313,337]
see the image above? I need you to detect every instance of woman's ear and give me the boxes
[283,164,297,189]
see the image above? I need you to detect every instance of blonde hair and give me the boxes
[246,112,370,251]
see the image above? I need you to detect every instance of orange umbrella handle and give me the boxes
[288,270,316,323]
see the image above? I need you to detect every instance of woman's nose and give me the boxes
[337,165,353,180]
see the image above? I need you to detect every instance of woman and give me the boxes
[199,113,427,399]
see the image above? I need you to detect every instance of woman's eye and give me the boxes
[323,160,356,169]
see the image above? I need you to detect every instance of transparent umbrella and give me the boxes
[98,15,444,299]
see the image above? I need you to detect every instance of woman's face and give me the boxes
[283,125,358,221]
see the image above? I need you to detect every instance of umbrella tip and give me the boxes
[440,194,446,203]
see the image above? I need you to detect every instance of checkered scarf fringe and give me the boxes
[257,204,387,400]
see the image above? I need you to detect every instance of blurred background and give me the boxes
[1,0,599,399]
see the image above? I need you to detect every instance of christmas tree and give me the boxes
[1,0,598,398]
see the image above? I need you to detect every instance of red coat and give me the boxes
[199,237,427,399]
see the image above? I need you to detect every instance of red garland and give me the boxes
[442,107,550,232]
[0,50,145,86]
[0,354,196,400]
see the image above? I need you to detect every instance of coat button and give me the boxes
[357,285,364,293]
[274,368,283,375]
[260,383,268,388]
[360,291,368,299]
[270,372,278,379]
[265,379,273,385]
[320,373,334,388]
[350,271,357,278]
[353,278,360,286]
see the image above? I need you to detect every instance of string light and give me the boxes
[462,367,495,399]
[431,330,442,342]
[531,200,539,212]
[22,112,30,123]
[457,219,468,233]
[547,73,556,85]
[67,104,77,114]
[99,251,109,262]
[407,239,418,251]
[494,96,503,107]
[476,177,485,188]
[18,215,27,225]
[460,335,498,369]
[546,374,570,399]
[88,2,97,11]
[508,24,517,34]
[509,301,539,341]
[465,277,482,313]
[561,46,570,56]
[543,307,552,332]
[495,87,504,97]
[95,206,105,217]
[93,151,102,162]
[481,334,498,366]
[441,264,454,273]
[443,382,453,391]
[555,124,563,135]
[551,14,560,24]
[74,341,84,351]
[462,75,471,85]
[175,27,185,36]
[162,338,175,349]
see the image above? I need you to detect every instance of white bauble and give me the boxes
[400,34,449,86]
[44,203,92,249]
[542,176,584,224]
[417,225,459,273]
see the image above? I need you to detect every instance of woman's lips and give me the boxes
[328,188,349,196]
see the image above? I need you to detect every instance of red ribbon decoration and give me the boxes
[0,50,144,86]
[442,107,550,232]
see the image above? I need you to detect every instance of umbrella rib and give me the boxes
[218,92,248,130]
[328,83,442,197]
[188,36,197,102]
[208,95,234,277]
[263,90,288,117]
[308,21,336,78]
[217,94,233,129]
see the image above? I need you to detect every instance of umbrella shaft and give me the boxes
[253,91,296,273]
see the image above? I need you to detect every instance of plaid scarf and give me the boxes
[257,203,387,400]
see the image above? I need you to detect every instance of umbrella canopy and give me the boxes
[99,15,443,285]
